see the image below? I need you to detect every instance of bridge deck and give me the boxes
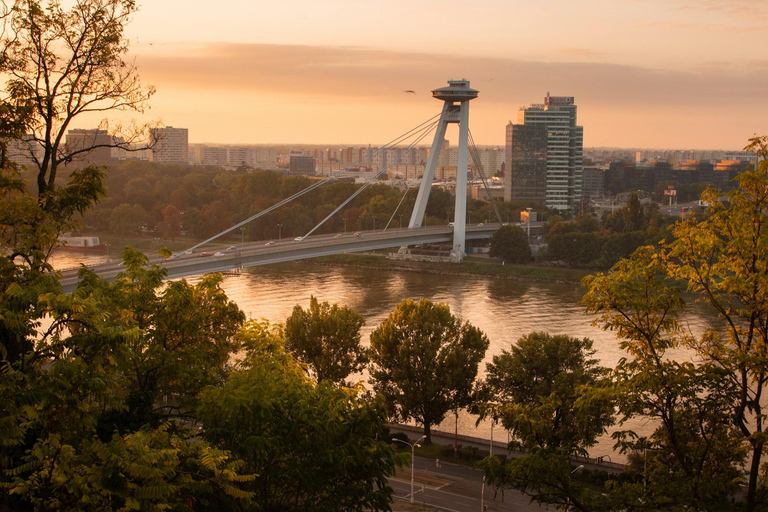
[59,224,504,292]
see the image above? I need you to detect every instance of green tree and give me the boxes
[479,332,615,510]
[108,203,150,234]
[489,224,531,263]
[0,247,251,510]
[546,231,605,266]
[368,298,489,443]
[284,296,367,385]
[622,193,645,232]
[199,321,400,512]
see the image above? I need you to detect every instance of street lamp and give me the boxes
[526,207,533,237]
[373,216,377,231]
[105,243,110,264]
[277,223,282,240]
[392,435,426,503]
[567,465,584,509]
[343,217,347,234]
[481,475,485,512]
[399,214,403,229]
[240,227,245,245]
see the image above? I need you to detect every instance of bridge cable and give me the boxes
[468,129,503,224]
[177,113,445,255]
[300,118,439,239]
[177,177,333,255]
[382,182,414,232]
[380,123,440,232]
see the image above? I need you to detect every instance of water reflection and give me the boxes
[52,252,720,461]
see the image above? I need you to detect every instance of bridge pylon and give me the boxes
[408,79,478,262]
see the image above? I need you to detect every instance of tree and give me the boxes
[108,202,150,234]
[583,247,745,510]
[159,203,182,239]
[2,0,155,204]
[489,224,531,263]
[284,296,367,385]
[198,321,400,512]
[479,332,615,510]
[582,136,768,512]
[368,298,489,443]
[0,247,252,510]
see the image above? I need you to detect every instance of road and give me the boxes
[389,456,549,512]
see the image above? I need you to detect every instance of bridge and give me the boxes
[59,224,505,293]
[59,79,534,292]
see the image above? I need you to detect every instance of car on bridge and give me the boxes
[264,241,275,246]
[294,236,305,242]
[353,232,363,238]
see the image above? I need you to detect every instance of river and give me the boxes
[50,250,716,461]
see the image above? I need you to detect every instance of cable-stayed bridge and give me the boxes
[58,224,504,293]
[59,79,525,292]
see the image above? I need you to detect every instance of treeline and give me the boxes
[539,194,679,268]
[48,161,539,241]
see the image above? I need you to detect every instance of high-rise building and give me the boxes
[150,126,188,164]
[505,93,583,211]
[65,129,115,166]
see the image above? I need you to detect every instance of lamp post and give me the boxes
[481,475,485,512]
[343,218,347,234]
[526,207,532,237]
[392,435,426,503]
[277,223,282,240]
[399,214,403,229]
[567,465,584,509]
[373,216,377,231]
[240,227,245,245]
[105,243,110,264]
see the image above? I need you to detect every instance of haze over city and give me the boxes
[74,0,768,149]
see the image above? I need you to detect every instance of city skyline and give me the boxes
[73,0,767,149]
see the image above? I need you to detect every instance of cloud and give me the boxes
[135,42,768,109]
[126,42,768,148]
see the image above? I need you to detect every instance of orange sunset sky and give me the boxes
[91,0,768,149]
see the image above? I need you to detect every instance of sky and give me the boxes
[105,0,768,149]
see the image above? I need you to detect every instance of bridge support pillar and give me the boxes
[408,80,478,262]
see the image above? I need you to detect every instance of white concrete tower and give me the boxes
[409,79,478,261]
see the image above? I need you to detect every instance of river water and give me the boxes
[51,250,716,461]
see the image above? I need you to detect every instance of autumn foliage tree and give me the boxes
[583,136,768,512]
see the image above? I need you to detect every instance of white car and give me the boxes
[294,236,304,242]
[213,251,225,257]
